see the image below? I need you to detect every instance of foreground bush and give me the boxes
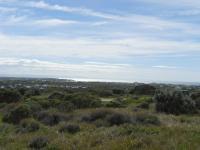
[59,124,80,134]
[0,89,21,103]
[135,113,160,125]
[81,108,160,127]
[81,108,114,122]
[17,119,40,133]
[81,109,131,126]
[29,136,48,149]
[106,112,131,126]
[35,110,71,126]
[154,90,196,115]
[3,104,31,124]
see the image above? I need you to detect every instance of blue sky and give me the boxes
[0,0,200,82]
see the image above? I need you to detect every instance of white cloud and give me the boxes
[0,15,80,27]
[33,19,78,27]
[0,34,200,59]
[1,0,200,34]
[152,65,178,69]
[24,1,200,33]
[27,1,118,20]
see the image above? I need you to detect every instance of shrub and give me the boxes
[0,103,6,109]
[130,84,156,95]
[0,123,12,134]
[18,88,27,96]
[59,124,80,134]
[81,109,112,122]
[99,90,113,97]
[48,92,65,100]
[154,90,196,115]
[65,93,102,109]
[106,98,125,108]
[0,89,21,103]
[29,136,48,149]
[57,101,75,112]
[191,92,200,109]
[3,104,31,124]
[106,112,131,126]
[24,100,42,113]
[28,97,51,109]
[81,109,131,126]
[25,88,41,98]
[35,110,71,126]
[137,102,150,109]
[135,113,160,125]
[112,89,125,95]
[17,119,40,133]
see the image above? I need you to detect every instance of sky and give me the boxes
[0,0,200,82]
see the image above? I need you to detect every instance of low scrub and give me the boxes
[130,84,156,95]
[105,112,131,126]
[134,113,161,125]
[35,110,71,126]
[0,89,21,103]
[3,104,31,124]
[17,119,40,133]
[28,136,49,149]
[154,90,196,115]
[48,92,65,100]
[81,108,160,126]
[59,123,80,134]
[106,98,125,108]
[65,93,102,109]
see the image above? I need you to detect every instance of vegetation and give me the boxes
[0,78,200,149]
[154,90,196,115]
[0,89,21,103]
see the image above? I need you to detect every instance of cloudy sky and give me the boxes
[0,0,200,82]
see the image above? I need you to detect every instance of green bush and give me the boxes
[3,104,31,124]
[57,101,75,112]
[48,92,65,100]
[112,89,125,95]
[25,88,41,98]
[135,113,160,125]
[81,108,112,122]
[191,92,200,109]
[81,109,131,126]
[17,119,40,133]
[59,124,80,134]
[24,100,43,113]
[29,136,48,149]
[130,84,156,95]
[106,98,125,108]
[0,89,21,103]
[154,90,196,115]
[98,90,113,97]
[28,97,51,109]
[137,102,150,109]
[106,112,131,126]
[65,93,102,109]
[35,110,71,126]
